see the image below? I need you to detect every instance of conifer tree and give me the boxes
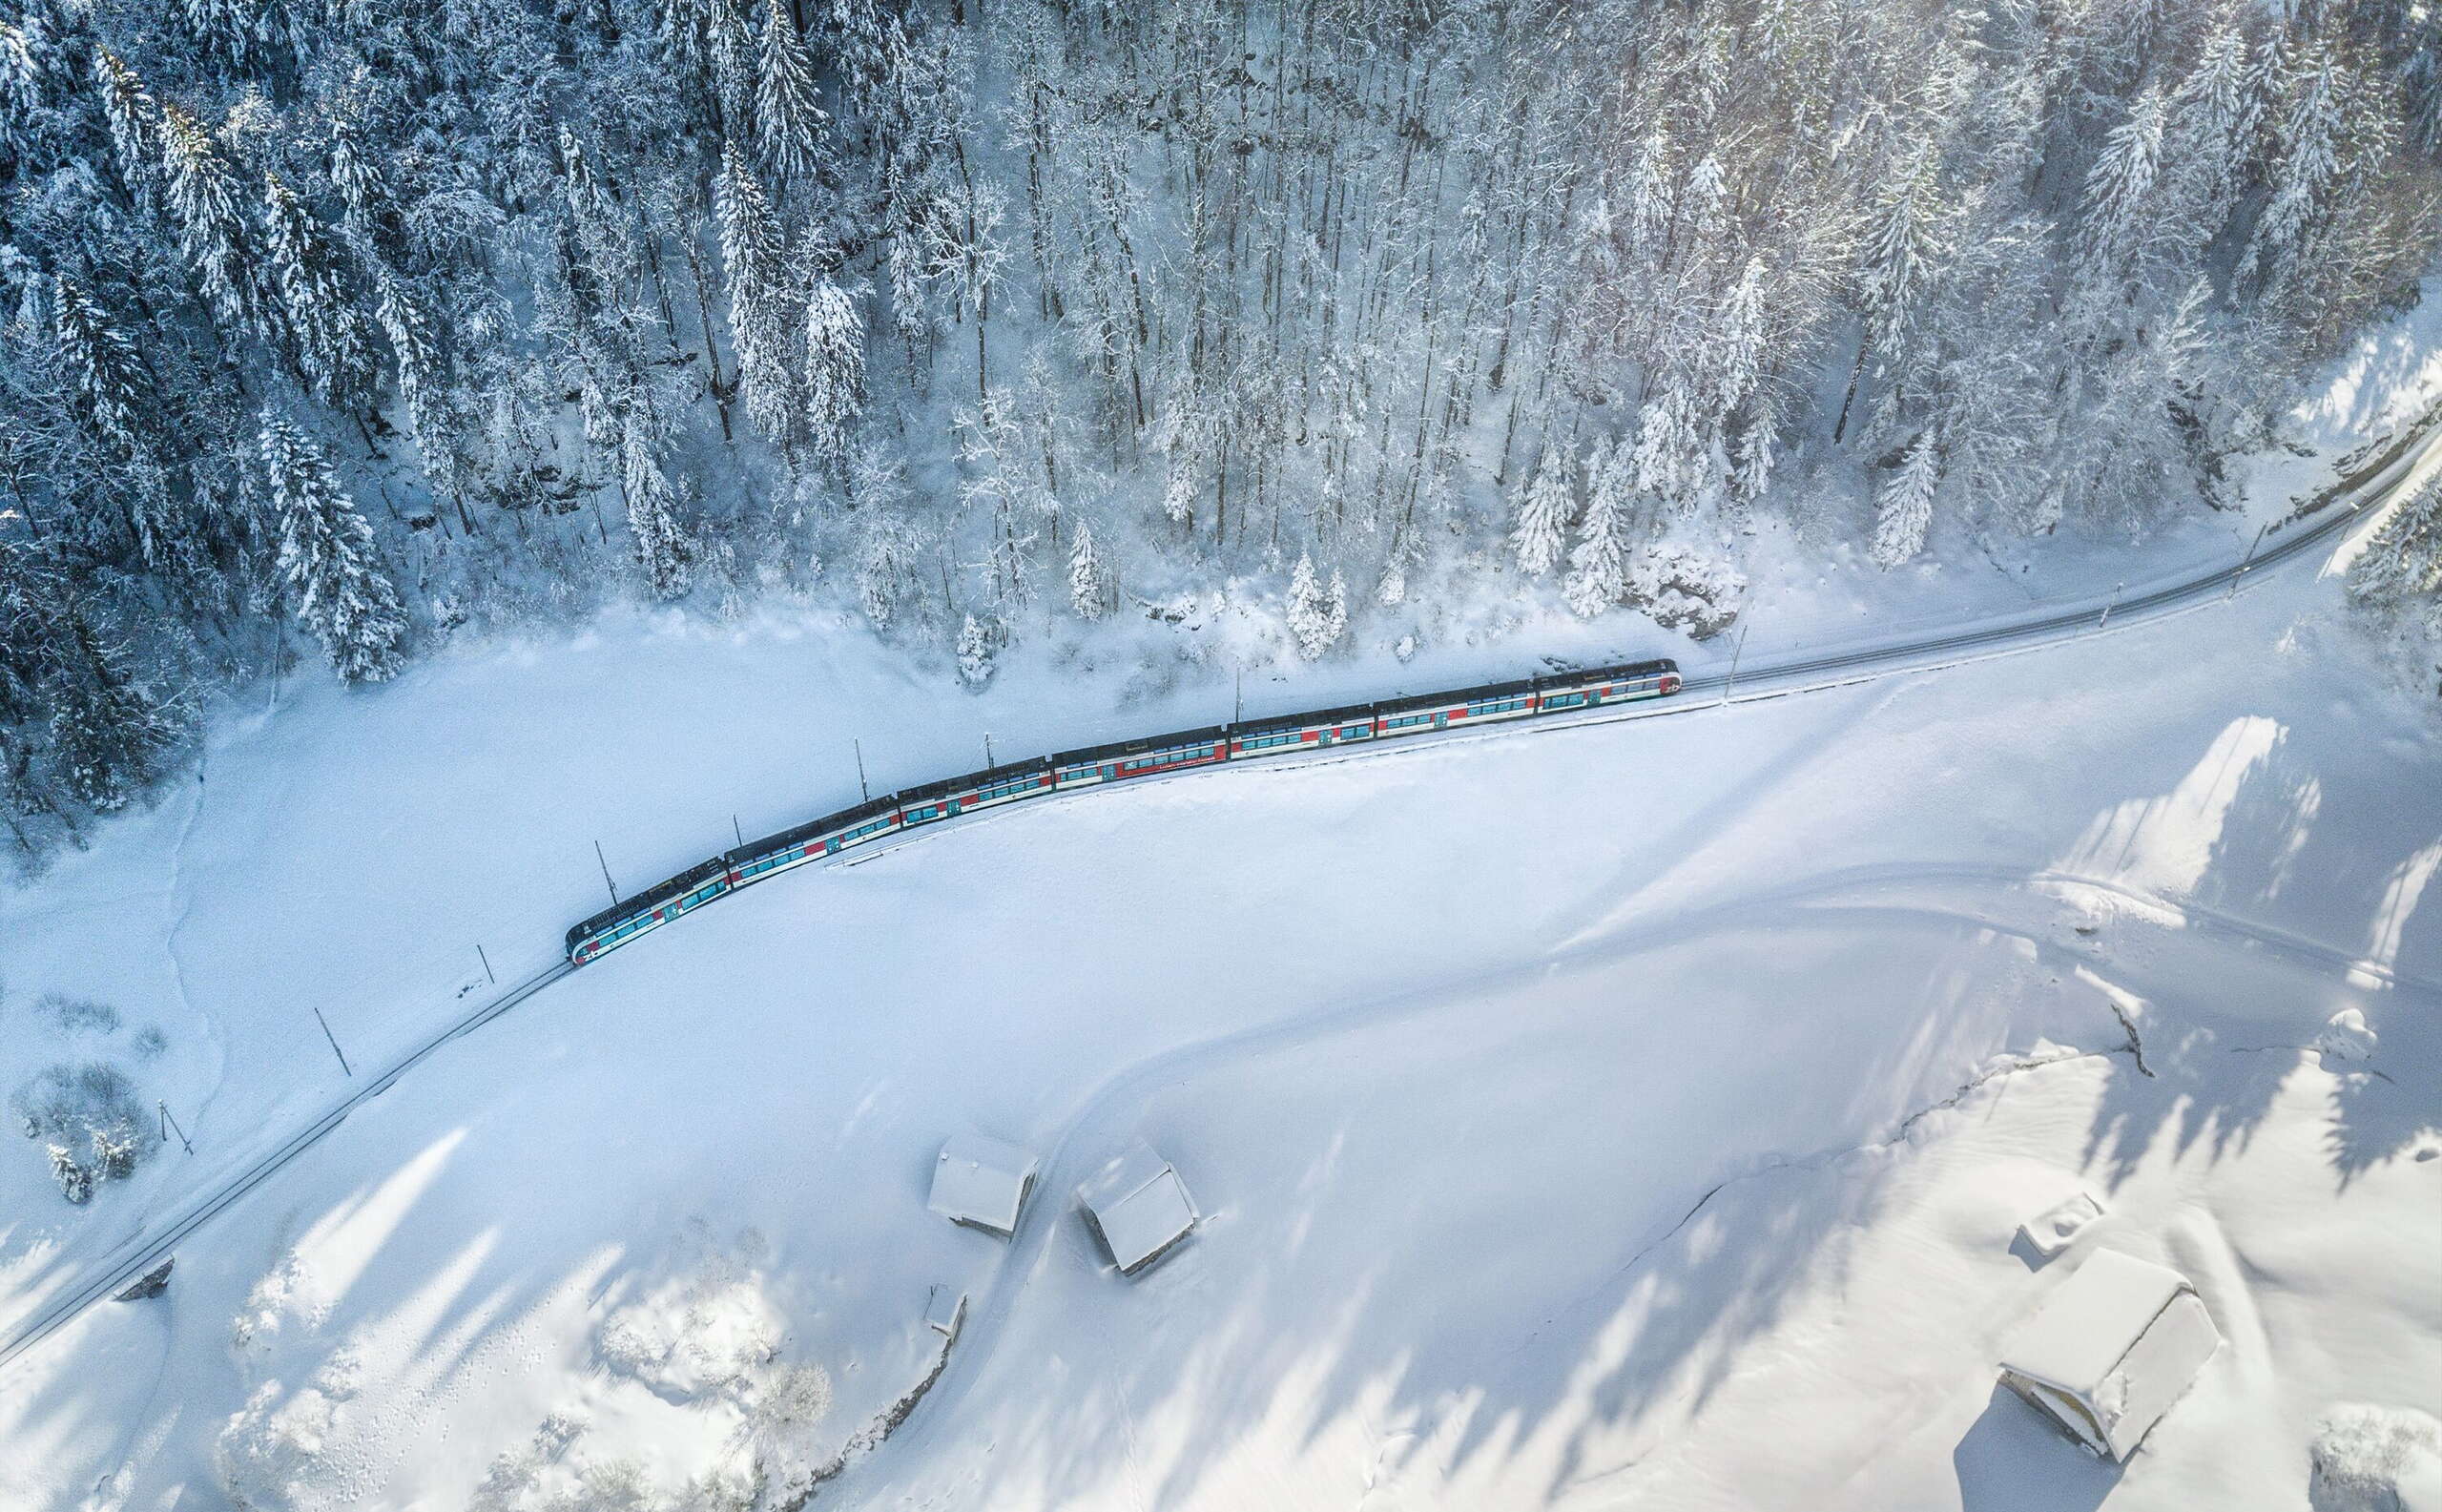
[158,100,258,333]
[1066,520,1107,619]
[2080,87,2167,280]
[2245,40,2348,294]
[708,0,758,142]
[716,139,797,443]
[1510,444,1574,577]
[259,412,407,683]
[620,421,693,599]
[803,273,865,469]
[1564,439,1633,617]
[92,49,157,212]
[51,278,151,468]
[262,173,370,404]
[1871,430,1942,568]
[1287,552,1344,659]
[44,598,178,812]
[757,0,830,188]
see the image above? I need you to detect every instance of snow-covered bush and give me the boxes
[11,1059,152,1204]
[955,613,1003,690]
[1627,544,1746,641]
[2309,1403,2442,1512]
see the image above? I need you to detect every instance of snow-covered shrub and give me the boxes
[216,1380,344,1512]
[735,1363,837,1497]
[1627,544,1747,640]
[955,613,1003,689]
[12,1060,152,1204]
[2309,1403,2442,1512]
[39,993,120,1034]
[594,1270,781,1403]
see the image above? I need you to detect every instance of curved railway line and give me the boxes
[0,421,2428,1376]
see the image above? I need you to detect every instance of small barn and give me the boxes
[1998,1249,2222,1461]
[926,1134,1040,1238]
[1077,1142,1198,1276]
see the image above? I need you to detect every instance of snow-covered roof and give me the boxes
[1078,1141,1198,1274]
[1999,1249,2222,1460]
[926,1135,1040,1235]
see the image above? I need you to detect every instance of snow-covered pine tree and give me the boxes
[757,0,830,189]
[369,261,460,507]
[262,173,370,404]
[92,49,158,213]
[1510,443,1574,576]
[40,589,181,812]
[157,100,259,334]
[716,139,797,444]
[955,611,998,686]
[1563,438,1634,617]
[802,272,865,470]
[708,0,759,143]
[619,421,693,599]
[2244,39,2348,295]
[259,412,407,683]
[1871,430,1942,568]
[1286,551,1340,658]
[1066,520,1107,619]
[2349,471,2442,610]
[50,278,151,470]
[1715,256,1769,423]
[2166,17,2259,253]
[2080,86,2169,283]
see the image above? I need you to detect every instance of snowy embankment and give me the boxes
[3,320,2442,1505]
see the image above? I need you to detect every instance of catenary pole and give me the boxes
[311,1006,352,1077]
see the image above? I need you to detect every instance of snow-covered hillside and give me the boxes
[1,433,2437,1510]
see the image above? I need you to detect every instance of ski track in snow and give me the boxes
[819,855,2429,1508]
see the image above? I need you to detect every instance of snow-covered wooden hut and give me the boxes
[1077,1141,1198,1276]
[926,1134,1039,1238]
[1997,1249,2222,1461]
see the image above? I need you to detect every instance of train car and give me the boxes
[564,855,734,963]
[893,757,1058,827]
[1534,658,1679,711]
[1372,674,1544,738]
[725,796,901,887]
[1228,701,1378,756]
[1049,724,1231,791]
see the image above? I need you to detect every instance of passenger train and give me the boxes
[565,658,1682,964]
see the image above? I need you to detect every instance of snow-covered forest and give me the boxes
[4,0,2442,845]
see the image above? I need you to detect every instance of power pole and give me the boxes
[733,814,745,846]
[2099,580,2124,630]
[1234,668,1244,724]
[311,1006,352,1077]
[475,942,495,985]
[2228,522,2268,601]
[983,733,995,769]
[1721,624,1749,707]
[855,739,870,802]
[594,840,619,904]
[157,1101,194,1155]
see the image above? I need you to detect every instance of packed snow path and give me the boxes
[0,422,2432,1381]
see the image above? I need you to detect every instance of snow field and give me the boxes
[0,508,2436,1509]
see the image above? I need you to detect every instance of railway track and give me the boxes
[0,419,2424,1377]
